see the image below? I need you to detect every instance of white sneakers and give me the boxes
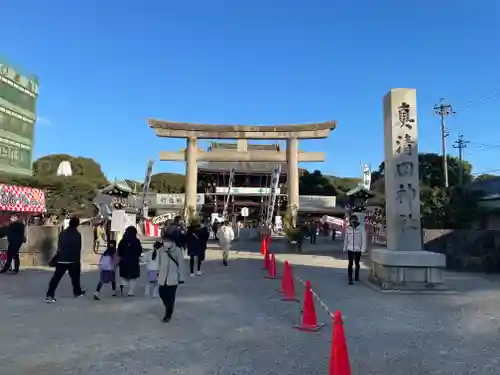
[190,271,203,278]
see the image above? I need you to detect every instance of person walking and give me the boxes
[93,240,119,300]
[93,222,105,254]
[186,219,209,277]
[0,216,26,275]
[309,220,317,245]
[212,219,220,240]
[216,221,235,267]
[118,226,143,296]
[144,241,162,297]
[45,217,86,303]
[165,216,186,250]
[157,233,185,323]
[343,214,366,285]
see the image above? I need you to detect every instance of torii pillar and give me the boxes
[287,137,299,222]
[148,120,337,223]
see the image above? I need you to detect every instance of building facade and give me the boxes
[0,57,39,175]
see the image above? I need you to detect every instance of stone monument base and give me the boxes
[370,248,446,291]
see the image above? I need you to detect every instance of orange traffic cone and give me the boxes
[329,311,351,375]
[262,250,271,270]
[278,261,290,293]
[294,280,324,331]
[260,236,266,255]
[282,263,299,302]
[265,253,278,279]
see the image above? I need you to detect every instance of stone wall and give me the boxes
[2,224,97,267]
[423,229,500,273]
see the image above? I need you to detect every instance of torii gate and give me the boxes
[148,120,337,221]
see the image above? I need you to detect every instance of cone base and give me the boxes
[265,275,279,279]
[294,323,325,332]
[282,296,299,302]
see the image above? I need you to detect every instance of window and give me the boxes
[0,80,36,113]
[0,141,31,170]
[0,111,34,140]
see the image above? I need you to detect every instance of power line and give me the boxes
[453,135,469,187]
[434,98,454,188]
[455,90,500,112]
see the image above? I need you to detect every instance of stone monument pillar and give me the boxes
[370,88,446,290]
[185,137,198,215]
[286,137,300,223]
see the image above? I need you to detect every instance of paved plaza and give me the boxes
[1,242,500,374]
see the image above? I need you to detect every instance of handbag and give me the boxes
[48,251,60,267]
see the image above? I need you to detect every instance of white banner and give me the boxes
[141,160,154,215]
[156,194,205,206]
[151,212,176,225]
[215,187,281,195]
[223,168,236,216]
[266,165,281,227]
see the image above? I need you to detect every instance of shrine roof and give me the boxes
[198,161,287,174]
[100,180,134,195]
[346,185,375,197]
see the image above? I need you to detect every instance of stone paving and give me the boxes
[0,250,330,375]
[2,242,500,374]
[271,251,500,375]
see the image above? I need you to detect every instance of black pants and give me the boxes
[46,263,83,298]
[1,250,20,273]
[189,255,202,273]
[93,239,100,254]
[96,281,116,292]
[310,234,317,245]
[159,285,178,319]
[347,251,361,282]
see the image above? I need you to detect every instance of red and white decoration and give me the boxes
[0,184,46,213]
[144,220,160,237]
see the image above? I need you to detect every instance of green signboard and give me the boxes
[0,60,37,176]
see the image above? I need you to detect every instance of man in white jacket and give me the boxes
[216,221,235,266]
[343,214,366,285]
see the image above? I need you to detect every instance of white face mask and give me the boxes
[163,241,173,249]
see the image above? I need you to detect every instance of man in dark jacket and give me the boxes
[0,216,26,274]
[45,217,85,303]
[165,216,186,248]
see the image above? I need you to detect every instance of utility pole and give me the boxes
[434,98,455,188]
[453,134,469,187]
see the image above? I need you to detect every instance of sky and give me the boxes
[1,0,500,181]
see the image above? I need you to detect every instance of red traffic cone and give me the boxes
[260,236,266,255]
[265,253,278,279]
[282,263,299,302]
[278,261,290,293]
[262,250,271,270]
[294,280,324,331]
[329,311,351,375]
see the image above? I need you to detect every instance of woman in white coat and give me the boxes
[157,233,185,323]
[343,214,366,285]
[216,221,235,266]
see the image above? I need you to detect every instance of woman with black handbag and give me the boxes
[157,232,185,323]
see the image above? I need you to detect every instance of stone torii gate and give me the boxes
[148,120,337,221]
